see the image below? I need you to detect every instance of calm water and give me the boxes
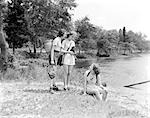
[99,53,150,90]
[76,53,150,106]
[76,53,150,88]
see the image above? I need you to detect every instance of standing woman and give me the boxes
[62,32,76,90]
[46,31,71,92]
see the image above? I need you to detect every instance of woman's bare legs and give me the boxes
[64,65,73,90]
[63,65,68,89]
[50,47,55,64]
[86,87,101,101]
[86,86,107,101]
[67,65,73,88]
[101,90,107,101]
[98,87,108,101]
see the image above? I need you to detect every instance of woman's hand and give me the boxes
[95,83,100,86]
[68,51,75,55]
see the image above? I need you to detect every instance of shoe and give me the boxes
[63,87,70,91]
[49,87,54,94]
[52,85,59,91]
[63,88,67,91]
[50,60,55,65]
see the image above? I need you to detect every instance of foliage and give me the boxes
[0,0,6,27]
[75,16,96,51]
[97,29,119,56]
[74,16,150,56]
[1,0,150,57]
[23,0,75,36]
[118,27,147,54]
[21,0,77,53]
[3,0,28,53]
[2,0,77,54]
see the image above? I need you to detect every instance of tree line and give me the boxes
[75,17,150,56]
[0,0,150,56]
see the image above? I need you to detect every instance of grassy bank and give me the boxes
[0,48,149,118]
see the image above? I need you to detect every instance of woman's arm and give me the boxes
[69,41,76,55]
[96,74,102,86]
[61,40,75,54]
[60,48,74,54]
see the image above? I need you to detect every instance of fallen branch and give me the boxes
[124,80,150,87]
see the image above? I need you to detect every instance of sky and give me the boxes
[71,0,150,40]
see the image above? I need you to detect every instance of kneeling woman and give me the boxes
[84,63,107,101]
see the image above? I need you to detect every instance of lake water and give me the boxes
[76,53,150,109]
[76,53,150,88]
[100,53,150,90]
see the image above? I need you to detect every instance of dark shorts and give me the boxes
[49,50,60,65]
[0,55,7,72]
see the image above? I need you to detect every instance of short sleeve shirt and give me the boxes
[62,39,75,65]
[53,37,62,48]
[62,40,75,51]
[84,70,97,85]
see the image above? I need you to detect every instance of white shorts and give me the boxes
[87,84,105,93]
[63,53,75,65]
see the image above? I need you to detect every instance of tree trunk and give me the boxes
[33,43,36,54]
[13,42,15,54]
[78,44,81,54]
[0,8,2,29]
[0,34,8,75]
[79,48,81,54]
[123,49,126,55]
[97,48,100,56]
[0,8,9,77]
[29,47,32,53]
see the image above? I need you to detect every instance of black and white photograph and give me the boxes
[0,0,150,118]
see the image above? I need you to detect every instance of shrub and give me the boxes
[76,53,86,59]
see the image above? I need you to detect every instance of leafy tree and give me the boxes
[123,26,126,42]
[133,32,147,52]
[0,0,7,28]
[119,27,149,54]
[22,0,76,53]
[118,27,133,54]
[0,0,9,73]
[75,16,96,53]
[3,0,28,54]
[97,29,119,56]
[0,0,3,27]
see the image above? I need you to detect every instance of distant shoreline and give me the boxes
[77,51,150,61]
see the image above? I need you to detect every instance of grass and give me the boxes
[0,48,149,118]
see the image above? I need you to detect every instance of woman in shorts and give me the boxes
[62,32,76,90]
[83,63,108,101]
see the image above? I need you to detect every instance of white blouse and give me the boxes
[62,39,75,65]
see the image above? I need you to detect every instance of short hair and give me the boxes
[57,30,64,37]
[66,33,73,38]
[89,63,100,75]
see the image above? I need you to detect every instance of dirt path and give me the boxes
[0,82,149,118]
